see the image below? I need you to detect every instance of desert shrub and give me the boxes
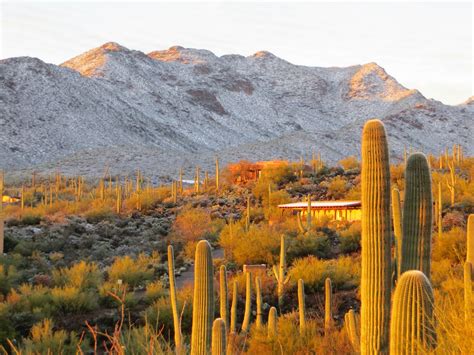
[50,286,98,314]
[326,176,348,200]
[287,232,332,261]
[0,264,20,295]
[339,156,360,171]
[84,203,113,223]
[442,211,465,230]
[339,221,361,254]
[171,207,213,243]
[17,319,87,354]
[288,256,360,292]
[145,280,165,303]
[145,285,194,337]
[20,213,42,226]
[52,261,101,290]
[120,324,173,354]
[432,227,465,264]
[219,223,280,266]
[107,254,157,288]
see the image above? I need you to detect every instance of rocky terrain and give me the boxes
[0,42,472,181]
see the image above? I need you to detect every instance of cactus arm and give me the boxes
[219,265,229,330]
[211,318,226,355]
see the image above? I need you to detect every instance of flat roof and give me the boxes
[278,200,361,209]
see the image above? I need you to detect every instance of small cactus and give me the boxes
[401,153,433,279]
[219,265,228,330]
[191,240,214,355]
[167,245,182,354]
[241,271,252,333]
[272,235,290,310]
[267,306,278,339]
[211,318,226,355]
[344,309,360,353]
[324,277,333,334]
[255,276,263,329]
[390,270,436,354]
[298,279,306,334]
[360,119,392,354]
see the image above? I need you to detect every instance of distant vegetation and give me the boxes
[0,127,472,353]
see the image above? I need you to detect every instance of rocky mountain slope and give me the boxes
[0,42,472,180]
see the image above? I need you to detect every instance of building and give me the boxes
[278,200,361,222]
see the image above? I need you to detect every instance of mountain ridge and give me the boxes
[0,42,472,180]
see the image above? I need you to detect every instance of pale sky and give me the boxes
[1,1,472,105]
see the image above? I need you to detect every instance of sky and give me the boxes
[1,1,472,105]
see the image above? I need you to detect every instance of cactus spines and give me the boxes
[464,262,472,323]
[345,310,360,353]
[230,281,238,334]
[390,270,436,354]
[211,318,227,355]
[219,265,228,330]
[272,235,289,310]
[401,153,433,279]
[167,245,183,354]
[241,271,252,333]
[267,306,278,339]
[191,240,214,355]
[467,214,474,264]
[324,277,333,333]
[392,187,403,278]
[360,119,392,354]
[255,276,263,329]
[297,279,306,334]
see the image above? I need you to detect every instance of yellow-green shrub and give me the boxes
[107,254,157,288]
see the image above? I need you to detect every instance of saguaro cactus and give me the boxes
[268,307,278,339]
[167,245,182,354]
[191,240,214,355]
[464,262,472,323]
[390,270,436,354]
[401,153,433,279]
[273,235,289,310]
[392,187,403,279]
[298,279,306,334]
[255,276,263,329]
[219,265,228,330]
[230,281,238,334]
[211,318,226,355]
[324,277,333,333]
[360,119,392,354]
[297,194,312,234]
[241,271,252,333]
[215,156,220,192]
[245,196,251,231]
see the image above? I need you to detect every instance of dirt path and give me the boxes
[176,248,224,289]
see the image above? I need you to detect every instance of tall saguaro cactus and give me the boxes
[298,279,306,334]
[390,270,436,354]
[401,153,433,279]
[241,271,252,333]
[273,235,289,310]
[465,215,474,323]
[167,246,182,354]
[467,214,474,264]
[360,119,392,354]
[230,281,238,334]
[219,265,228,330]
[215,156,220,193]
[255,276,263,329]
[297,194,312,234]
[211,318,226,355]
[191,240,214,355]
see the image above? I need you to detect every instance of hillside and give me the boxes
[0,42,472,180]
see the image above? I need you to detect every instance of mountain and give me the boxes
[0,42,472,180]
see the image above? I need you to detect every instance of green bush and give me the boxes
[50,286,98,315]
[338,221,361,254]
[52,261,102,290]
[107,254,157,289]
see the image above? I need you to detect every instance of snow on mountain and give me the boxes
[0,42,472,180]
